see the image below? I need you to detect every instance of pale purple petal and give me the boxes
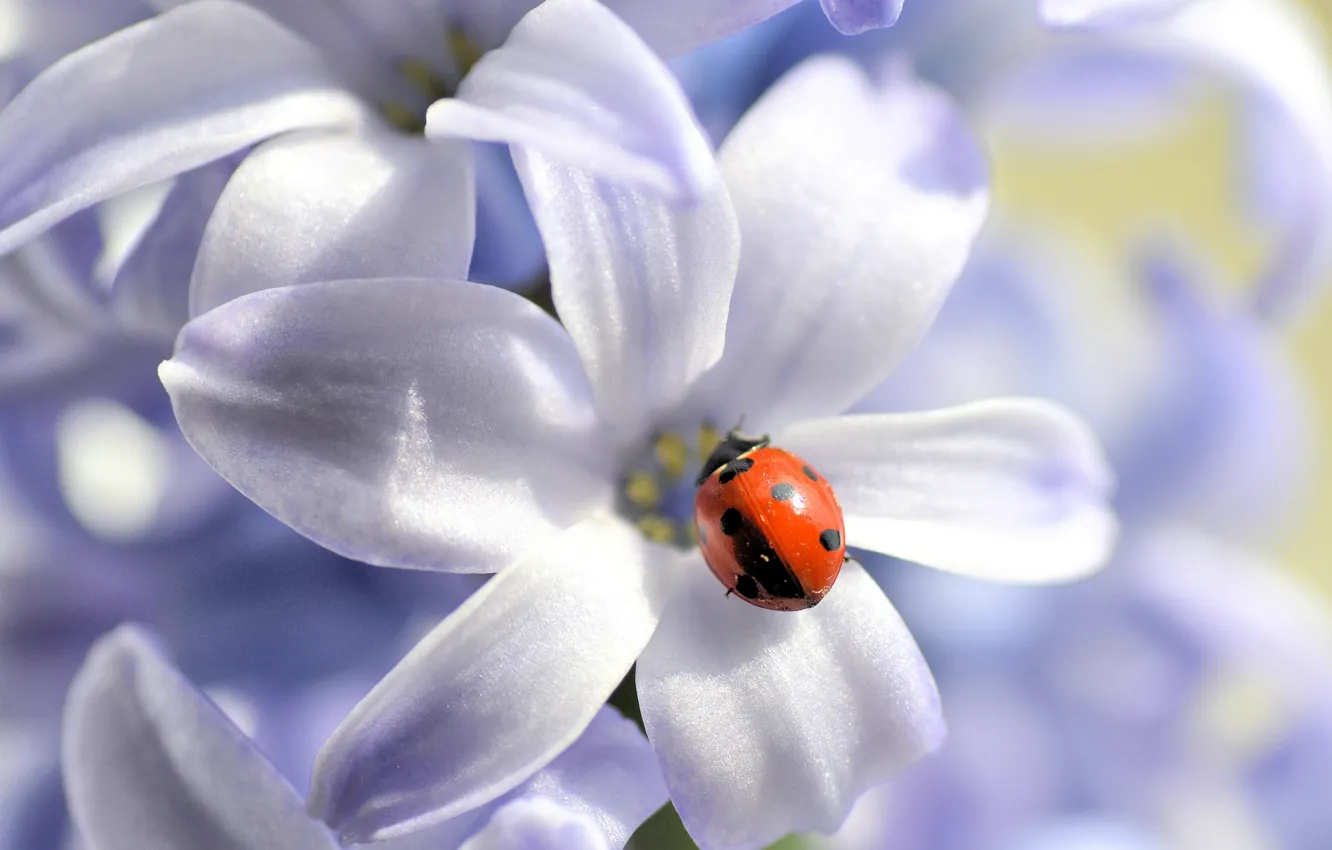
[0,0,367,255]
[468,707,668,850]
[1110,243,1311,536]
[63,625,339,850]
[1113,0,1332,320]
[776,400,1118,583]
[468,143,546,287]
[190,130,475,317]
[426,0,717,202]
[309,514,676,843]
[981,47,1201,146]
[818,0,904,35]
[602,0,800,56]
[692,57,989,432]
[368,707,664,850]
[516,148,737,450]
[1041,0,1192,28]
[109,159,235,341]
[1,0,149,72]
[1125,528,1332,693]
[161,277,610,574]
[637,559,942,850]
[0,236,117,395]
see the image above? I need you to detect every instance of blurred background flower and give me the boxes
[4,0,1332,849]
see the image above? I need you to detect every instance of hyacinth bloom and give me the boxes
[813,220,1325,848]
[0,0,906,295]
[161,6,1120,842]
[0,428,493,847]
[61,625,668,850]
[679,0,1332,322]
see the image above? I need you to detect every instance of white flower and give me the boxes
[161,45,1117,850]
[62,624,668,850]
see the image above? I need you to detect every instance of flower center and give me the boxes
[617,424,723,549]
[377,26,485,134]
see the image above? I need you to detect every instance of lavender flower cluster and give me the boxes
[2,1,1331,848]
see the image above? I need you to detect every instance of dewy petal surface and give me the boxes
[0,0,366,256]
[426,0,717,202]
[637,559,943,850]
[695,56,989,432]
[310,514,675,844]
[63,625,339,850]
[517,149,738,450]
[190,130,475,317]
[777,400,1118,583]
[161,277,611,574]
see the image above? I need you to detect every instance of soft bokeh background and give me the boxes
[995,0,1332,597]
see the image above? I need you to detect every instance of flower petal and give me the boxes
[637,558,942,850]
[161,277,610,574]
[465,707,668,850]
[516,148,737,450]
[1115,0,1332,320]
[426,0,716,202]
[109,160,236,341]
[1041,0,1191,28]
[63,624,339,850]
[776,400,1118,583]
[0,0,366,255]
[693,56,989,432]
[818,0,905,35]
[601,0,801,56]
[309,514,675,843]
[1,0,149,73]
[1110,244,1310,538]
[189,130,475,317]
[468,144,546,288]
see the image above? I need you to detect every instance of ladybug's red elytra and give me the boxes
[694,429,847,611]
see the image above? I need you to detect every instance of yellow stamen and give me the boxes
[447,27,485,76]
[380,101,424,134]
[698,423,721,459]
[399,58,450,101]
[654,432,689,480]
[637,515,678,545]
[624,471,661,509]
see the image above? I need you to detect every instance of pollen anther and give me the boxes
[654,432,689,480]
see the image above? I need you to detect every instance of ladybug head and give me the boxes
[694,429,771,486]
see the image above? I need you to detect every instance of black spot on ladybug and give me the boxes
[802,465,818,481]
[724,514,804,601]
[718,457,754,485]
[720,508,743,536]
[819,529,841,551]
[734,574,759,599]
[770,482,796,502]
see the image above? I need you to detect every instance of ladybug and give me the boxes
[694,429,847,611]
